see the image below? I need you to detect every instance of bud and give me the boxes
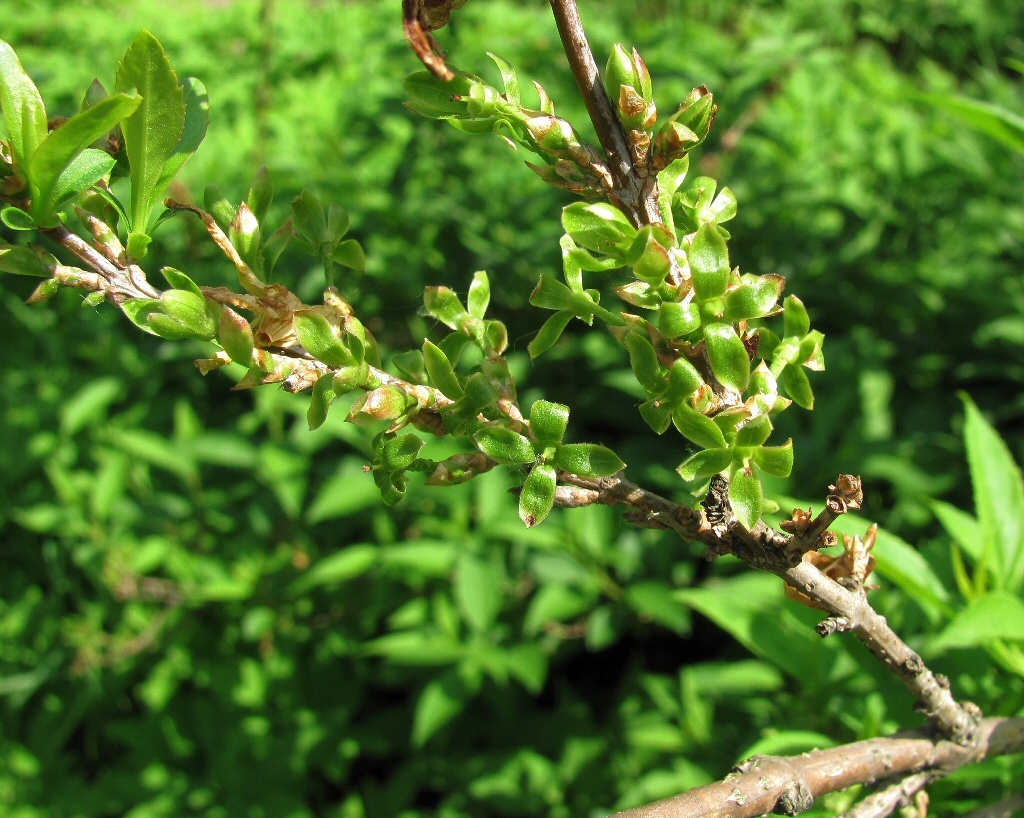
[605,45,657,133]
[653,120,700,162]
[660,86,716,152]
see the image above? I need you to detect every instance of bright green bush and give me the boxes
[1,2,1022,816]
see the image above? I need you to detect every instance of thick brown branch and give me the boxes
[610,717,1024,818]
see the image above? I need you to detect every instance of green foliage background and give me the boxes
[1,0,1023,815]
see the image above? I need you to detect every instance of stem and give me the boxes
[837,772,932,818]
[608,717,1024,818]
[548,0,660,227]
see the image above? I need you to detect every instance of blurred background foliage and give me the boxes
[1,0,1023,815]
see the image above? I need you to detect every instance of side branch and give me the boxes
[610,717,1024,818]
[548,0,660,226]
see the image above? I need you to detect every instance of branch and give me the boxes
[609,717,1024,818]
[548,0,660,227]
[838,771,931,818]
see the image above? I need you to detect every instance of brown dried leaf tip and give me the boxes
[403,0,470,81]
[785,523,878,610]
[828,473,863,514]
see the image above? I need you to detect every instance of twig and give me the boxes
[839,772,932,818]
[41,224,159,302]
[609,717,1024,818]
[548,0,660,227]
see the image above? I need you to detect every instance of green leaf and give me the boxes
[624,332,663,392]
[487,52,521,106]
[530,400,569,448]
[0,245,50,277]
[659,300,701,339]
[529,274,576,311]
[289,545,377,594]
[467,270,490,319]
[728,464,763,530]
[528,311,574,358]
[412,668,477,747]
[218,306,254,365]
[153,289,218,340]
[554,443,624,477]
[332,238,365,272]
[424,286,470,329]
[28,95,139,219]
[519,464,557,528]
[703,322,750,391]
[626,226,673,284]
[672,405,727,450]
[291,189,327,245]
[0,39,48,172]
[561,201,636,256]
[962,394,1024,590]
[724,276,784,322]
[246,165,273,225]
[734,415,773,448]
[364,630,464,666]
[781,364,814,409]
[473,426,536,465]
[39,149,116,217]
[379,433,425,472]
[0,205,36,231]
[688,223,729,300]
[455,552,504,633]
[116,31,187,241]
[783,295,810,338]
[753,440,794,478]
[294,311,354,367]
[154,76,209,192]
[524,585,598,636]
[422,339,465,399]
[931,499,983,563]
[677,448,731,482]
[932,591,1024,652]
[625,581,691,633]
[307,373,339,431]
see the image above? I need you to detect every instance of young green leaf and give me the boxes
[519,464,557,528]
[561,201,637,256]
[308,372,339,430]
[294,311,354,367]
[724,276,784,322]
[659,300,701,339]
[473,426,536,465]
[38,149,117,219]
[0,39,48,173]
[422,339,465,400]
[528,311,574,358]
[688,223,730,300]
[673,405,728,450]
[677,448,731,482]
[218,306,255,365]
[753,440,794,478]
[28,93,140,220]
[412,668,478,747]
[554,443,624,477]
[116,31,186,247]
[704,322,750,391]
[530,400,569,448]
[729,464,764,530]
[781,365,814,409]
[154,76,209,193]
[0,244,50,277]
[467,270,490,319]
